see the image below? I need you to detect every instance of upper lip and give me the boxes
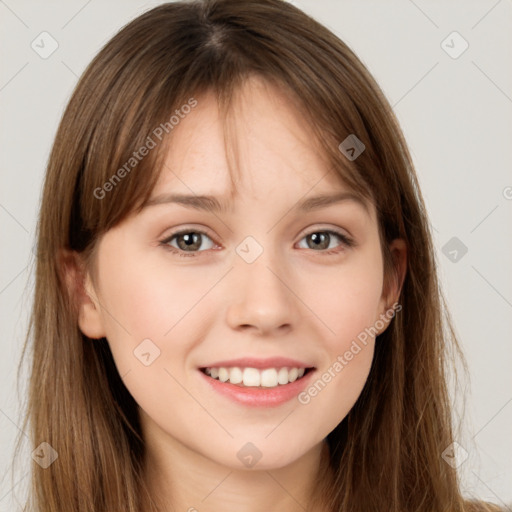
[199,357,315,370]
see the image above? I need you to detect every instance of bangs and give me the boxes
[64,0,388,258]
[72,71,375,255]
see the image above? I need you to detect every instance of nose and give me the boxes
[225,246,300,336]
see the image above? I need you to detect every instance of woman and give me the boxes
[14,0,504,510]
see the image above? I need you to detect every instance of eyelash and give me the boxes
[159,227,355,258]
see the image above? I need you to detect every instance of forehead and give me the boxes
[148,77,373,220]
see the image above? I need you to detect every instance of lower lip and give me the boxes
[198,369,316,407]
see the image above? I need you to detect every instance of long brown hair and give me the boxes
[13,0,504,510]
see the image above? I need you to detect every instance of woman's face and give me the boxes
[78,76,404,471]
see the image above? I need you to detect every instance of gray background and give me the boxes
[1,0,511,509]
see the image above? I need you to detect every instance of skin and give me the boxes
[71,76,406,512]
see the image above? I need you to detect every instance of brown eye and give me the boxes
[305,232,330,250]
[298,230,354,252]
[161,230,215,255]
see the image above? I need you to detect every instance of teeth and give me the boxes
[203,366,307,388]
[243,368,261,386]
[218,368,229,382]
[229,367,243,384]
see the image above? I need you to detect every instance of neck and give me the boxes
[141,433,334,512]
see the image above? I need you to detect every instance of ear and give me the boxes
[377,238,407,333]
[58,249,106,339]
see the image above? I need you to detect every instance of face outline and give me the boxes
[75,76,406,474]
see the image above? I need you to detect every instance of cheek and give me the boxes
[93,247,228,408]
[307,250,384,350]
[93,254,210,416]
[294,265,381,429]
[294,249,382,420]
[298,339,374,437]
[96,249,213,342]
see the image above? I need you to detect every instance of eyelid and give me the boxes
[297,227,355,251]
[160,224,351,242]
[159,226,218,248]
[297,223,352,241]
[159,224,355,257]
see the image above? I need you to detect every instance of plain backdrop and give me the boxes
[0,0,511,509]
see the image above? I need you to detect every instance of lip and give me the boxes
[198,367,316,407]
[198,356,313,370]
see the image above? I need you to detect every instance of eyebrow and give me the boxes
[142,191,369,215]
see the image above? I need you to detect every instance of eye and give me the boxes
[159,227,354,258]
[160,229,216,257]
[296,229,354,254]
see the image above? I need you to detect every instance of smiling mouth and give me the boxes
[199,366,315,388]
